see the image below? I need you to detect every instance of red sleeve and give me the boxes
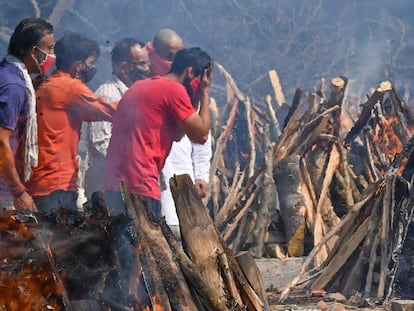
[67,79,118,122]
[168,84,196,122]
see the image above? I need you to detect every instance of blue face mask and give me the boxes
[80,64,96,83]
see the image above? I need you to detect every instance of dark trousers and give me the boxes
[33,190,78,213]
[104,190,161,220]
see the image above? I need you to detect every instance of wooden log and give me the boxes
[231,203,256,253]
[326,76,347,137]
[120,191,172,311]
[300,157,317,230]
[265,95,282,138]
[120,184,199,310]
[159,219,230,311]
[274,154,306,256]
[170,174,267,310]
[268,69,286,108]
[244,96,256,178]
[391,299,414,311]
[218,251,243,306]
[378,176,394,299]
[311,214,370,291]
[344,80,392,146]
[169,174,230,306]
[223,186,260,243]
[279,186,378,302]
[236,251,271,310]
[341,196,381,297]
[209,97,240,208]
[313,143,341,266]
[134,198,200,310]
[282,88,303,130]
[249,124,275,258]
[215,166,245,227]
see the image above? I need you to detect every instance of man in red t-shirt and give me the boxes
[104,47,212,218]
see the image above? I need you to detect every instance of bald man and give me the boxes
[146,30,212,240]
[146,28,183,76]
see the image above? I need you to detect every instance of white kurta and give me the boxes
[160,133,212,225]
[82,76,128,198]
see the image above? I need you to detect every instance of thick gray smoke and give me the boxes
[1,0,414,105]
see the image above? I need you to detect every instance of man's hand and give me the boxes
[13,191,37,212]
[199,62,213,94]
[195,179,209,198]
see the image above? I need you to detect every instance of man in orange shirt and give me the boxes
[25,32,118,212]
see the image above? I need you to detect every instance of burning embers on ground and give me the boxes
[0,206,142,310]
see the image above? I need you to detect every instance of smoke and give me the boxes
[0,0,414,104]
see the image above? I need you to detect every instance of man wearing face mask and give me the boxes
[0,18,54,212]
[82,38,150,199]
[104,47,212,220]
[146,28,183,76]
[147,29,212,239]
[24,31,118,212]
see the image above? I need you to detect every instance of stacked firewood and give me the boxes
[2,61,414,308]
[208,63,414,302]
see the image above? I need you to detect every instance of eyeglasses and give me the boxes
[126,60,150,68]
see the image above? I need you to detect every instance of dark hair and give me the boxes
[8,18,53,58]
[169,47,212,76]
[111,38,144,67]
[55,31,100,70]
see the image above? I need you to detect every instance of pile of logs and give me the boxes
[2,61,414,308]
[208,63,414,302]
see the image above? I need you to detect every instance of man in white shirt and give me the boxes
[83,38,150,199]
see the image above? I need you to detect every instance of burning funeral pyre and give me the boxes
[2,63,414,310]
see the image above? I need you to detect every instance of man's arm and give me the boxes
[192,133,212,198]
[70,81,118,122]
[0,127,36,211]
[178,68,212,144]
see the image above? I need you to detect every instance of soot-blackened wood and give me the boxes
[345,80,392,146]
[159,218,230,311]
[120,187,172,311]
[170,174,268,311]
[274,154,306,256]
[250,124,274,258]
[130,195,199,311]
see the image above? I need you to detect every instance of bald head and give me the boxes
[153,28,183,61]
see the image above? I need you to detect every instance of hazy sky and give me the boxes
[1,0,413,105]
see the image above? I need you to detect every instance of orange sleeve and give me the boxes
[67,80,118,122]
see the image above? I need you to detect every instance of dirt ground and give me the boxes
[255,258,392,311]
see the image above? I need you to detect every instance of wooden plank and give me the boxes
[268,69,286,107]
[311,215,371,291]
